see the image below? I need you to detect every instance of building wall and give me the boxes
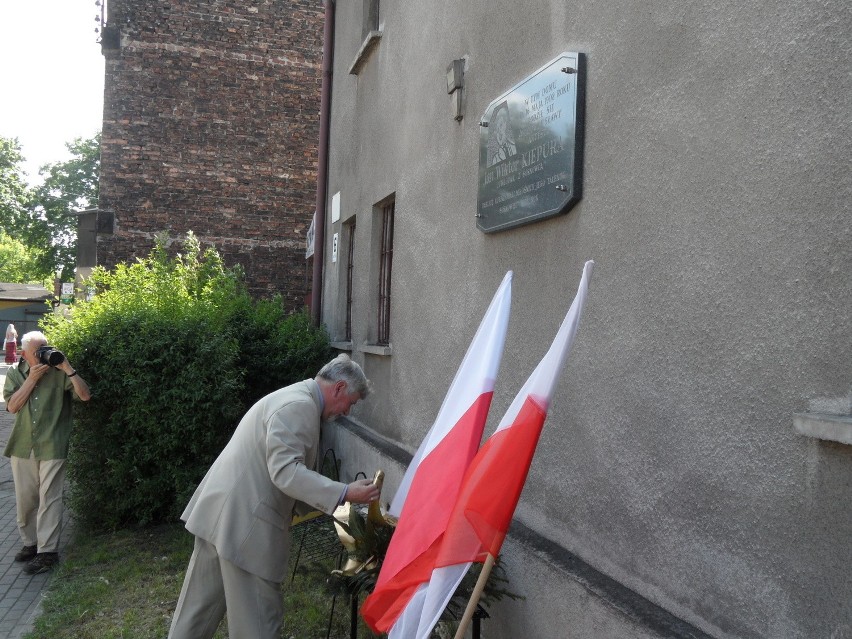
[98,0,323,306]
[0,301,51,339]
[321,1,851,637]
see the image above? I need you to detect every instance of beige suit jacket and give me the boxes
[182,379,345,583]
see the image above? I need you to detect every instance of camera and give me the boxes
[35,345,66,366]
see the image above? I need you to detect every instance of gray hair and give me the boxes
[21,331,47,351]
[317,354,372,398]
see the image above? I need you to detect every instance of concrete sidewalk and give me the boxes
[0,363,72,639]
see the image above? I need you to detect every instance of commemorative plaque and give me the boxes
[477,52,585,233]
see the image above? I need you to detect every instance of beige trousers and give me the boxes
[168,536,283,639]
[10,453,66,553]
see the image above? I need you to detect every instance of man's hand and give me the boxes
[6,364,50,413]
[344,478,381,504]
[58,360,76,376]
[28,363,51,381]
[58,359,92,402]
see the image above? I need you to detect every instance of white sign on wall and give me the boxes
[305,212,315,259]
[60,282,74,304]
[331,191,341,223]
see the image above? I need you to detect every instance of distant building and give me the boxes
[93,0,323,307]
[0,283,52,337]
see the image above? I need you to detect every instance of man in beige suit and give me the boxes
[168,354,380,639]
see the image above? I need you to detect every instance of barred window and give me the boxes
[377,200,394,346]
[345,221,356,342]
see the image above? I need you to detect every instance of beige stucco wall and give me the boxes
[321,1,851,637]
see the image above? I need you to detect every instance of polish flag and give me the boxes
[412,260,594,639]
[361,271,513,635]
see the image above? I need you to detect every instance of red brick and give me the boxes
[98,0,322,309]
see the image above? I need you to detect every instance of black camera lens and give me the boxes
[36,346,66,366]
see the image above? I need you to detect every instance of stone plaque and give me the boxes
[477,52,585,233]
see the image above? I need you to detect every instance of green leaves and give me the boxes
[0,231,46,284]
[0,137,34,269]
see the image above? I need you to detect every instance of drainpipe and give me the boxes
[311,0,335,326]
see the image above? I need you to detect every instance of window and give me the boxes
[377,200,394,346]
[345,221,356,342]
[362,0,379,39]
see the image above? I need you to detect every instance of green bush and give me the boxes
[233,296,336,404]
[42,233,332,531]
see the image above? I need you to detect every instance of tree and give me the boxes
[0,137,32,237]
[27,133,100,281]
[0,133,100,283]
[0,232,46,284]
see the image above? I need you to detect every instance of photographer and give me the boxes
[3,331,90,574]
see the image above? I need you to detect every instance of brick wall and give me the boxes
[98,0,322,308]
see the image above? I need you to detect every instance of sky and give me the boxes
[0,0,105,186]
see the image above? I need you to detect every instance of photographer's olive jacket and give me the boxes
[3,360,76,460]
[181,379,346,583]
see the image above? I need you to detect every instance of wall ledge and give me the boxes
[358,343,392,356]
[330,342,392,356]
[338,416,412,467]
[793,412,852,445]
[348,31,382,75]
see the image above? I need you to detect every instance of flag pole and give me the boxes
[452,554,496,639]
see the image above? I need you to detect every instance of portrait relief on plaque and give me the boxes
[486,101,518,167]
[477,52,585,234]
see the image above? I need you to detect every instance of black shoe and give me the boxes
[14,545,37,562]
[23,552,59,575]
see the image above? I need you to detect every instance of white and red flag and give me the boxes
[411,260,595,639]
[361,271,513,635]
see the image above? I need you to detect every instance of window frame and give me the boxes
[344,220,356,342]
[376,200,394,346]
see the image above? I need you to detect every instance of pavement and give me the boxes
[0,362,72,639]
